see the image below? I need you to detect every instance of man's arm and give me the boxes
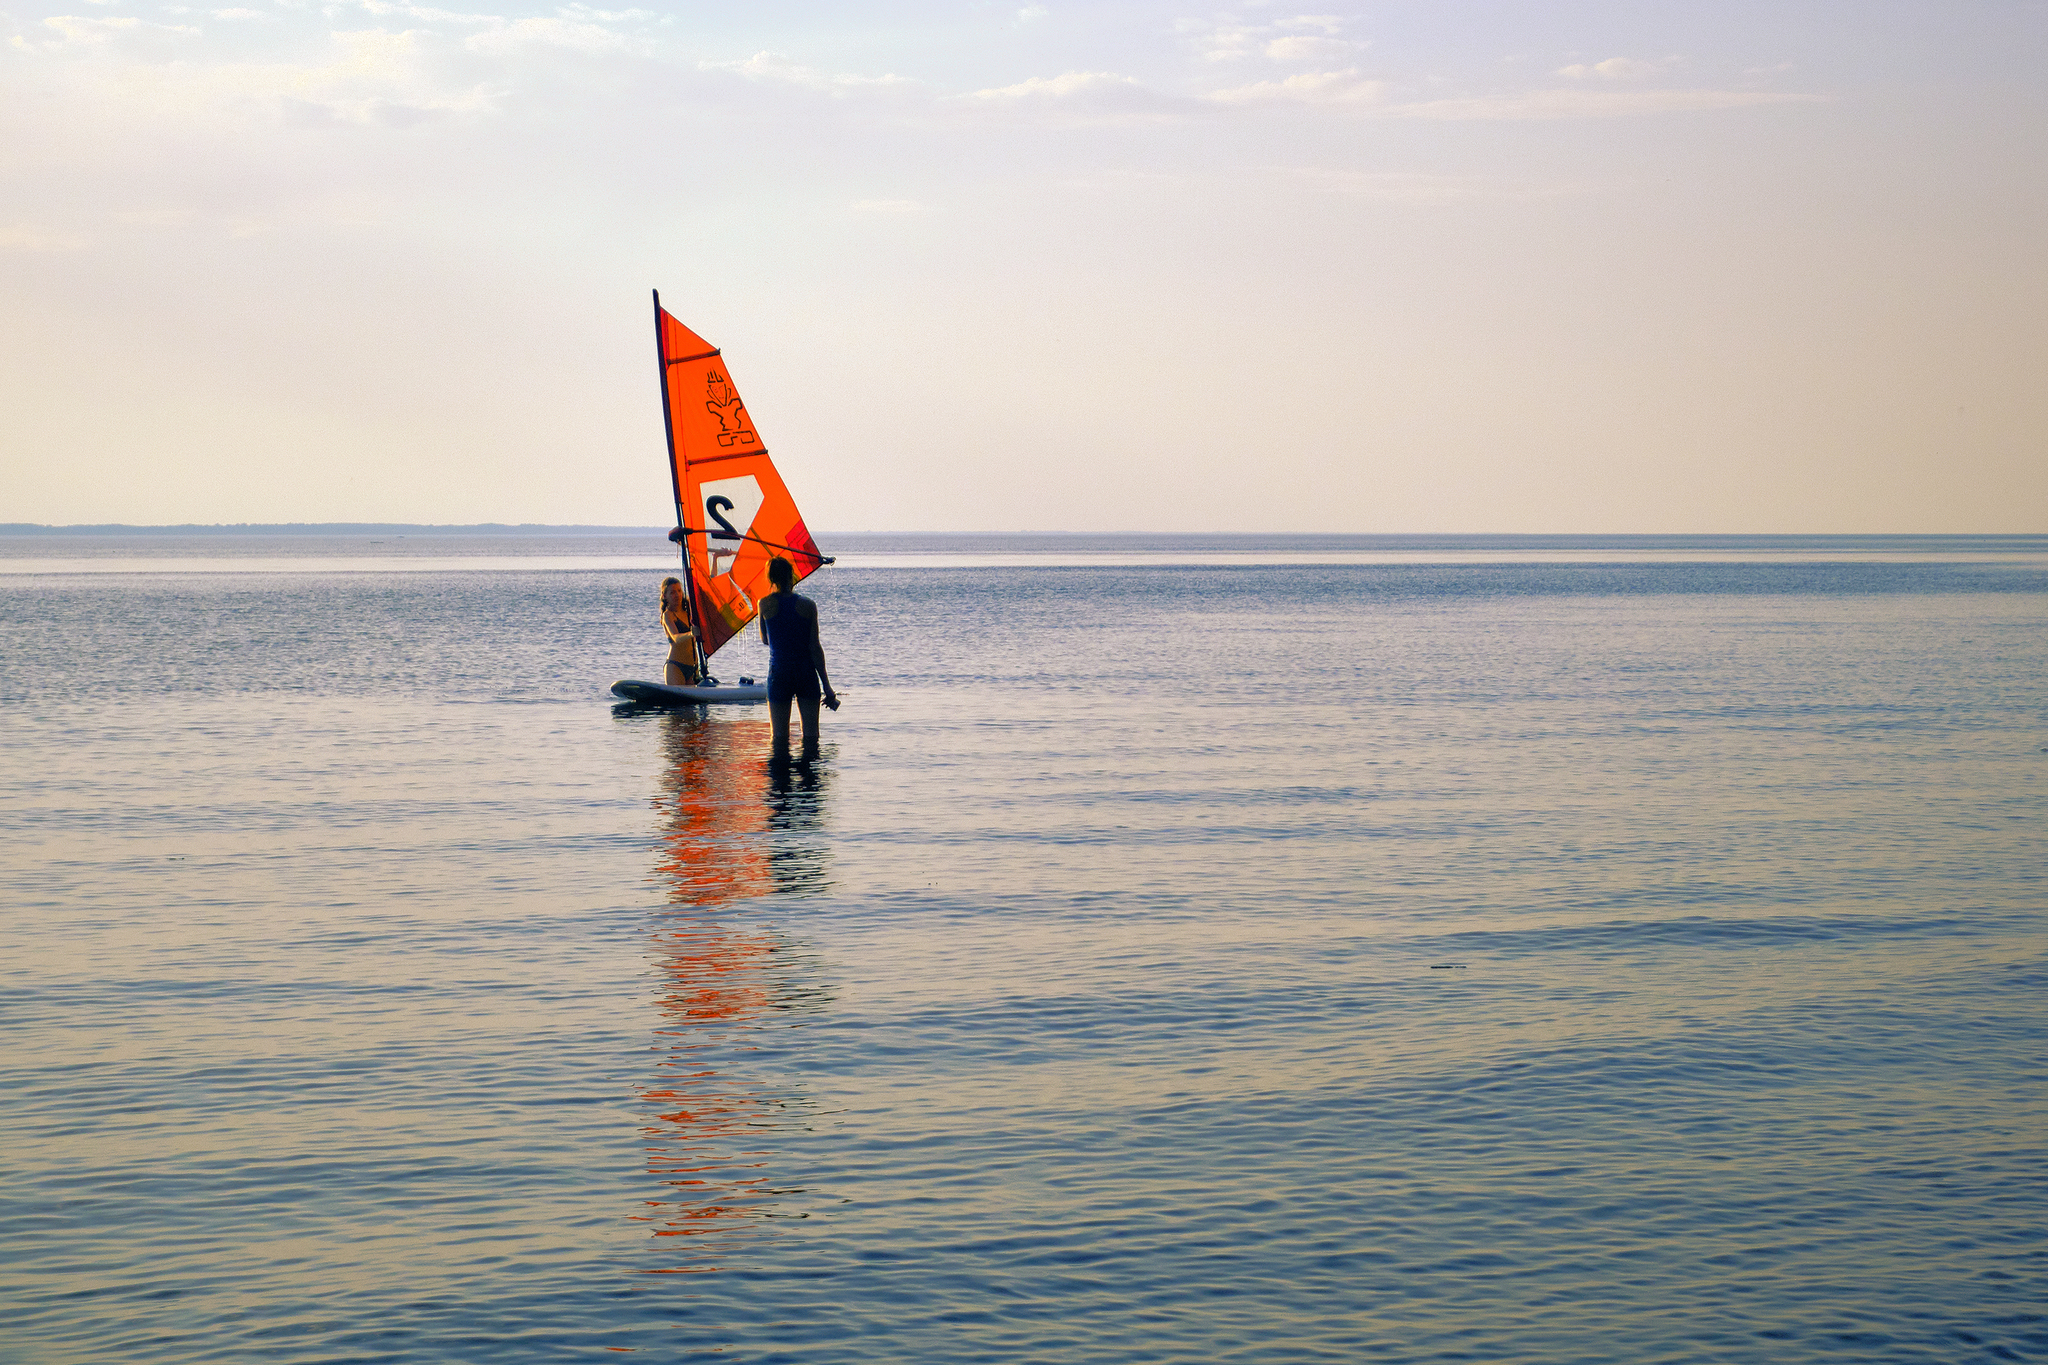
[808,602,834,696]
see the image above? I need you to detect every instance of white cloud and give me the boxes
[330,1,654,52]
[54,26,503,125]
[700,50,912,90]
[1178,19,1260,62]
[3,4,651,129]
[1184,14,1356,62]
[555,3,656,20]
[1396,88,1828,120]
[263,30,499,123]
[1556,56,1664,81]
[850,199,931,213]
[963,69,1180,119]
[1210,67,1384,106]
[349,1,500,26]
[1264,35,1356,63]
[212,8,274,19]
[43,13,141,40]
[16,14,201,48]
[0,224,89,251]
[1275,15,1345,34]
[970,69,1132,99]
[1202,64,1826,120]
[1015,5,1047,21]
[465,17,626,54]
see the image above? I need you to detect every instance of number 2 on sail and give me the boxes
[706,496,739,539]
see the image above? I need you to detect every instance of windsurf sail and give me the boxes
[653,291,830,659]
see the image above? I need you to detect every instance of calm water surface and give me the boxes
[3,539,2046,1362]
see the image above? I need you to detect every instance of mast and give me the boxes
[653,289,707,664]
[650,294,828,664]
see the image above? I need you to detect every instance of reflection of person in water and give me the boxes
[641,709,778,1270]
[633,710,833,1275]
[660,577,700,687]
[757,557,838,762]
[765,759,832,897]
[650,710,836,904]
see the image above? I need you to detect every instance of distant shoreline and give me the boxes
[0,523,669,536]
[3,525,2042,541]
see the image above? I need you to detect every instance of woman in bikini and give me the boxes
[660,577,700,686]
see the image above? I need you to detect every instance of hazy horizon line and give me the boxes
[5,524,2045,540]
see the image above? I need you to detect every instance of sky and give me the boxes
[3,1,2044,531]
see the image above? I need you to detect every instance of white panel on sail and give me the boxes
[699,475,764,577]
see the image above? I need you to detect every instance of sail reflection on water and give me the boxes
[629,712,832,1275]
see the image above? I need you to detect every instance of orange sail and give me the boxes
[654,292,828,659]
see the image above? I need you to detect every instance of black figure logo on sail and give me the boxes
[704,370,757,449]
[628,711,832,1278]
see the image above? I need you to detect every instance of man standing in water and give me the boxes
[758,556,838,761]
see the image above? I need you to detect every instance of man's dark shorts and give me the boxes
[768,670,821,707]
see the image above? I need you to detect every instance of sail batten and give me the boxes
[686,448,772,467]
[653,292,825,661]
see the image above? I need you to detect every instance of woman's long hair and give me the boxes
[661,577,687,625]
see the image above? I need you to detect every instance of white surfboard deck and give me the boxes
[611,679,767,706]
